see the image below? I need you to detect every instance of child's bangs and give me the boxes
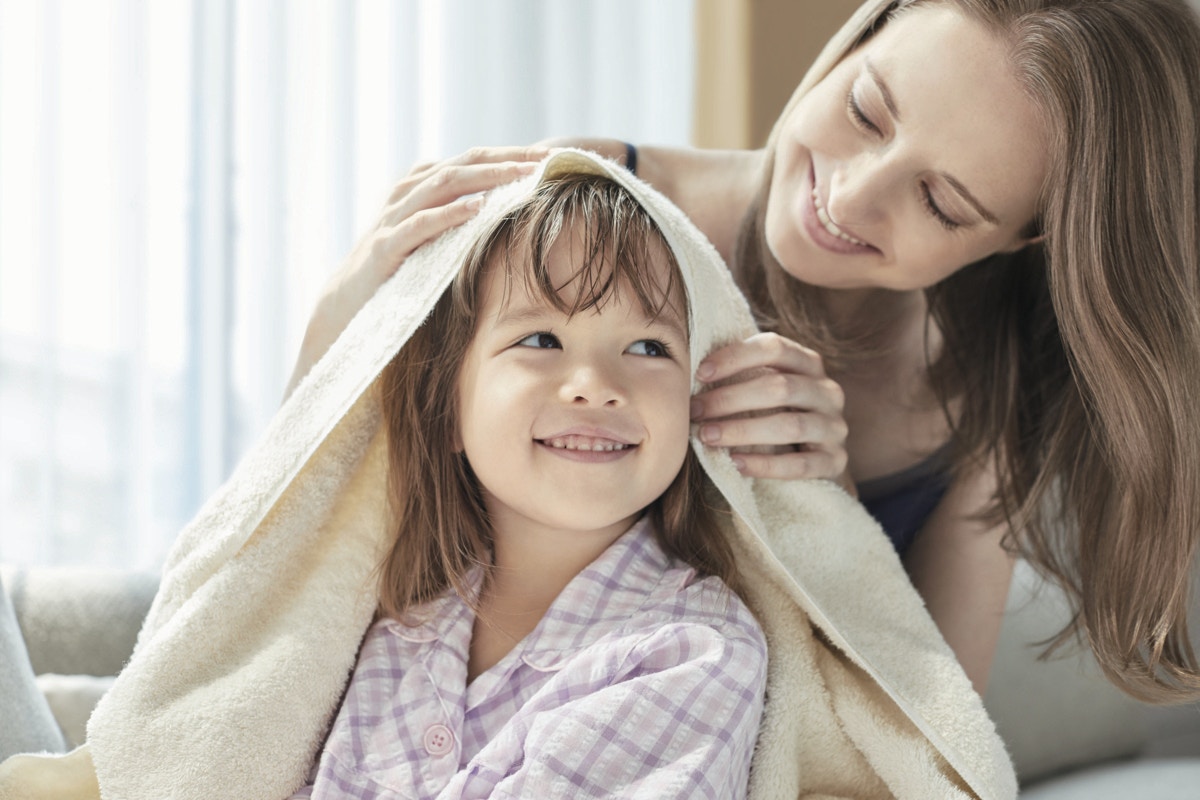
[495,174,687,328]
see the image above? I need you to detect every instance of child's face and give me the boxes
[457,226,692,543]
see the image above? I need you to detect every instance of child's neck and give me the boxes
[466,512,637,683]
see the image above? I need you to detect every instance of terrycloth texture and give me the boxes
[13,150,1015,800]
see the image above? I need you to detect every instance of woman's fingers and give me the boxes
[369,195,485,280]
[384,158,543,225]
[728,448,848,482]
[691,369,844,421]
[690,332,850,484]
[696,409,847,452]
[390,146,548,203]
[697,332,827,383]
[284,146,549,401]
[348,153,547,287]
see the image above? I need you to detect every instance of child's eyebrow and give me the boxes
[645,306,689,342]
[492,303,556,328]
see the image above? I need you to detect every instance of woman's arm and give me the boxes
[904,463,1015,696]
[283,146,548,401]
[535,137,764,264]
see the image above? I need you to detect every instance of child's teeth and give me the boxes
[546,436,629,451]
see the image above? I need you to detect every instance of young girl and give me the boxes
[291,172,768,798]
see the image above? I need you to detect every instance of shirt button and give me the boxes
[423,723,455,757]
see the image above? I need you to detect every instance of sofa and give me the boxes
[3,560,1199,798]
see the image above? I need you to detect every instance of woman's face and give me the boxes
[766,4,1048,292]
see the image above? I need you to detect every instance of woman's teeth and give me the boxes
[545,436,630,452]
[812,187,868,246]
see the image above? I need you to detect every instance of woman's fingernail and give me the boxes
[700,424,720,444]
[697,362,715,380]
[465,196,483,211]
[732,457,746,472]
[690,398,703,419]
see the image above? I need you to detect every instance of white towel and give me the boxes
[10,150,1016,800]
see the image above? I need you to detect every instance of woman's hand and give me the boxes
[690,333,851,487]
[284,146,548,400]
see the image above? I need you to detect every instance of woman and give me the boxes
[290,0,1200,702]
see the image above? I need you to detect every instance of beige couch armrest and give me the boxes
[0,566,156,678]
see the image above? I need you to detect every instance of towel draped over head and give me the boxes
[47,150,1013,799]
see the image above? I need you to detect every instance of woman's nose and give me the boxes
[826,154,889,226]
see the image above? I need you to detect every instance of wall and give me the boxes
[693,0,860,148]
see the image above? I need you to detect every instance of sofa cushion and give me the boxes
[35,674,115,748]
[984,560,1146,783]
[1,567,157,678]
[1019,757,1200,799]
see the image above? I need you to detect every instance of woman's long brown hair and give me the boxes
[377,173,735,622]
[736,0,1200,703]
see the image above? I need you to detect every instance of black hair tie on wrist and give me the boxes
[623,142,638,176]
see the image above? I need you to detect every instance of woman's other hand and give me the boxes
[691,333,851,488]
[284,146,548,400]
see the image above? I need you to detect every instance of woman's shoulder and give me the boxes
[536,139,763,263]
[638,146,765,263]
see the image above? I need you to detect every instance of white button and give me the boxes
[423,723,455,757]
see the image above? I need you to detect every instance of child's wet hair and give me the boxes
[378,171,735,622]
[455,172,688,337]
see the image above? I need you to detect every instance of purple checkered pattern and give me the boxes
[292,517,767,799]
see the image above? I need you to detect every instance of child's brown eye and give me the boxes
[517,332,560,349]
[627,340,672,358]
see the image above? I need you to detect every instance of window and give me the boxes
[0,0,694,568]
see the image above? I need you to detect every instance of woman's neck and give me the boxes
[823,286,925,334]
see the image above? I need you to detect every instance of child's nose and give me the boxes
[559,361,626,407]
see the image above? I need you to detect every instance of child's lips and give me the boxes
[539,434,635,452]
[534,427,640,461]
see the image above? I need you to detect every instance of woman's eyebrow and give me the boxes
[867,59,1001,226]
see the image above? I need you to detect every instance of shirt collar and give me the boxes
[516,516,686,669]
[385,516,686,666]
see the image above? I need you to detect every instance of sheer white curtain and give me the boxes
[0,0,694,568]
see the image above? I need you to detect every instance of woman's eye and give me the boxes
[846,89,880,135]
[920,182,962,231]
[517,332,560,349]
[627,339,672,358]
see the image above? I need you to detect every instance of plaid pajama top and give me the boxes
[292,517,767,799]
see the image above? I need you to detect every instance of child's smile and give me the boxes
[535,428,638,459]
